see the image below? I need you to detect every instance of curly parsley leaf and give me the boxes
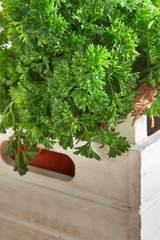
[108,136,130,158]
[74,140,101,160]
[14,150,29,176]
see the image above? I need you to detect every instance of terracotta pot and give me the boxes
[30,148,75,177]
[0,140,75,177]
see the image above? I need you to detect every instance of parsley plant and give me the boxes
[0,0,160,175]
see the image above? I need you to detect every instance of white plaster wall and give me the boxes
[0,115,160,239]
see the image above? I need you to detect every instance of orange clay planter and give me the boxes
[0,140,75,178]
[30,148,75,177]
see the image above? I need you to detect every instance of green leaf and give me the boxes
[74,141,101,160]
[9,85,27,106]
[108,136,130,158]
[39,138,56,150]
[4,136,17,156]
[21,147,39,164]
[14,151,29,176]
[0,121,6,134]
[21,151,32,165]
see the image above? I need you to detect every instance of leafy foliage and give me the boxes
[0,0,160,175]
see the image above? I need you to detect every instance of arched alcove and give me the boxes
[0,141,75,181]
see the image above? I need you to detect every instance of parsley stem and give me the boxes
[1,101,14,121]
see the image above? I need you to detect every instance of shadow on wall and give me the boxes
[147,116,160,136]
